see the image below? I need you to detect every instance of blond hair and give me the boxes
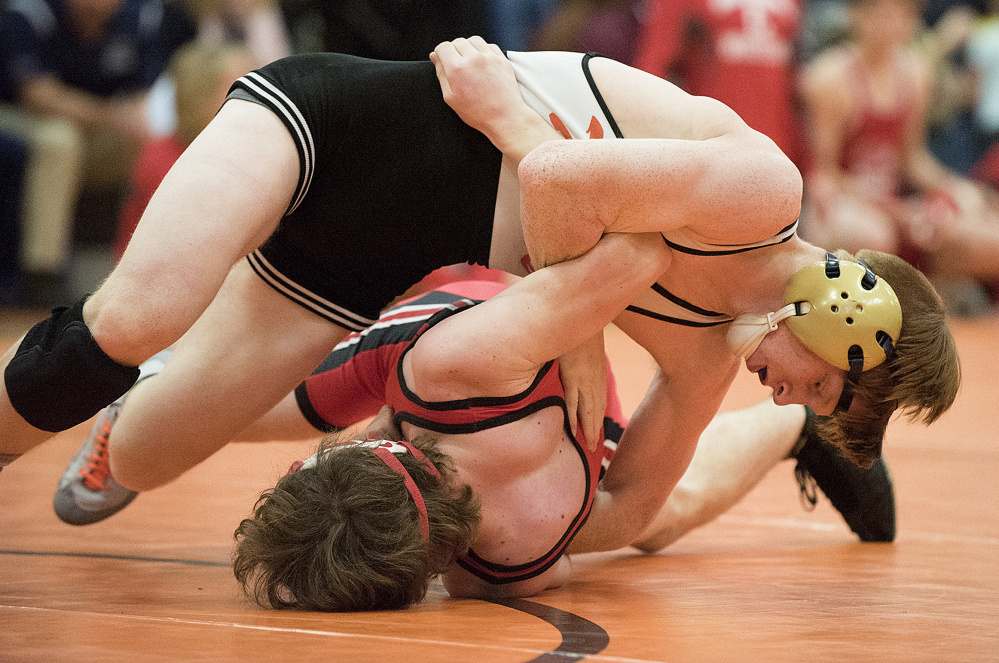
[819,249,961,467]
[170,40,252,145]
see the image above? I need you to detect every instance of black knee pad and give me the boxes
[5,296,140,432]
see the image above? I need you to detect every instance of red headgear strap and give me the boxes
[372,441,441,539]
[287,440,442,540]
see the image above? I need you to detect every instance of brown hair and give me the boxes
[233,434,480,611]
[819,249,961,467]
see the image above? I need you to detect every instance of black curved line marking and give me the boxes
[488,597,609,662]
[3,550,608,660]
[0,549,229,567]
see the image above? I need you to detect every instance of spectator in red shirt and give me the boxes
[633,0,804,165]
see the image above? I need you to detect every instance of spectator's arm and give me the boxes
[18,75,149,140]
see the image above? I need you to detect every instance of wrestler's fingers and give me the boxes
[564,388,579,438]
[432,40,459,69]
[585,412,602,454]
[429,50,448,92]
[450,36,474,56]
[579,397,600,453]
[467,35,494,52]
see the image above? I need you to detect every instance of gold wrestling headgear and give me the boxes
[727,252,902,413]
[785,253,902,412]
[784,253,902,371]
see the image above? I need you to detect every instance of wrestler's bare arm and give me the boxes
[519,129,802,268]
[407,233,670,401]
[433,39,801,270]
[567,339,740,554]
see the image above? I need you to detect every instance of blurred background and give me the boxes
[2,0,998,318]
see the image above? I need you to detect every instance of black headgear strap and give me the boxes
[826,254,898,415]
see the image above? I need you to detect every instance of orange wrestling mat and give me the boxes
[1,312,996,662]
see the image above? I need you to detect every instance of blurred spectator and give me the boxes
[183,0,290,65]
[0,131,28,306]
[282,0,493,61]
[968,1,999,144]
[924,0,987,26]
[114,40,253,259]
[800,0,999,314]
[0,0,173,302]
[632,0,805,165]
[491,0,559,51]
[920,3,983,174]
[532,0,641,63]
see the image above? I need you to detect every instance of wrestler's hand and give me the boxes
[558,333,607,452]
[430,36,560,162]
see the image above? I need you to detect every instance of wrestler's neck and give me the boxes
[720,237,828,316]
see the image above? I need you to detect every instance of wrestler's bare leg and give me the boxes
[233,390,322,443]
[632,400,805,552]
[0,99,298,461]
[109,260,350,491]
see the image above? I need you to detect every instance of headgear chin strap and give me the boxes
[288,439,443,540]
[729,253,902,413]
[727,302,808,360]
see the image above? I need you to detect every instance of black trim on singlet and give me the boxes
[245,250,377,331]
[394,314,558,412]
[227,74,314,216]
[623,305,733,328]
[651,282,729,319]
[661,220,799,257]
[460,547,556,577]
[623,281,733,327]
[602,417,624,446]
[295,383,340,433]
[294,290,484,433]
[454,399,594,585]
[395,395,566,435]
[582,53,624,139]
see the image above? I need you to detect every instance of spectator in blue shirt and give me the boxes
[0,0,174,302]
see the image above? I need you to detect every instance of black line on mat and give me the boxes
[489,597,610,662]
[0,549,229,567]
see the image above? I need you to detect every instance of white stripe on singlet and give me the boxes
[246,250,378,331]
[329,301,470,351]
[237,72,316,215]
[661,220,799,256]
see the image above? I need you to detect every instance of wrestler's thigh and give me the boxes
[108,260,350,491]
[86,99,299,363]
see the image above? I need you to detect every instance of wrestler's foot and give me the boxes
[791,407,896,542]
[52,402,137,525]
[53,350,171,525]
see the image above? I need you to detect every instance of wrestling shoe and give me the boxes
[791,407,896,542]
[53,350,171,525]
[52,402,137,525]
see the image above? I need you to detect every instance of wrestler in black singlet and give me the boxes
[228,53,503,331]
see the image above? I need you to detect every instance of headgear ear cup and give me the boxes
[784,253,902,372]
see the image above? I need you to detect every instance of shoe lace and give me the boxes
[794,461,818,512]
[80,418,113,491]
